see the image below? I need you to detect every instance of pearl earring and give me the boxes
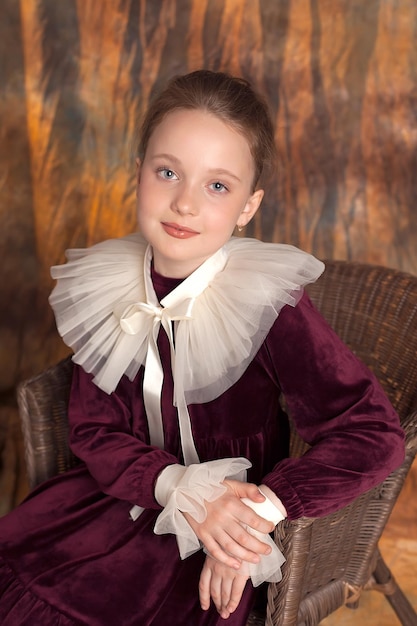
[238,225,244,232]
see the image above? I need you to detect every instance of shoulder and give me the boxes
[263,289,346,364]
[274,289,321,324]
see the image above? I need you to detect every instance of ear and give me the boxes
[237,188,264,229]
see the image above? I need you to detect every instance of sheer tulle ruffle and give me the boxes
[154,457,250,558]
[177,237,324,404]
[49,233,324,402]
[49,234,148,390]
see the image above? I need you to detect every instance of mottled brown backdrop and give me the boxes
[1,0,417,393]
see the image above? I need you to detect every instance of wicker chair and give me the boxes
[17,260,417,626]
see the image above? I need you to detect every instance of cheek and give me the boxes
[206,212,241,238]
[209,199,245,227]
[136,182,154,214]
[135,194,151,227]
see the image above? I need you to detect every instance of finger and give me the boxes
[202,536,242,570]
[224,479,265,502]
[227,575,248,614]
[236,505,275,535]
[204,530,262,567]
[220,573,233,618]
[210,572,223,614]
[201,507,273,556]
[204,524,273,567]
[220,525,273,560]
[199,563,212,611]
[215,494,274,535]
[183,508,243,569]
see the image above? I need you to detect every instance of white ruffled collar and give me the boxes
[50,233,324,461]
[50,232,325,400]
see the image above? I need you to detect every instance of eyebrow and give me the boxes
[150,153,182,166]
[150,153,242,182]
[208,168,241,183]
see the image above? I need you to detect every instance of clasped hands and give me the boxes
[182,479,275,620]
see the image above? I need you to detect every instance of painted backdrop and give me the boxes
[1,0,417,392]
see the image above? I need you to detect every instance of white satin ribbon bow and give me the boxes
[117,244,228,467]
[120,298,195,457]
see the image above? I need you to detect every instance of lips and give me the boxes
[162,222,199,239]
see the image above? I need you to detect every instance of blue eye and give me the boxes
[210,181,228,192]
[158,168,177,180]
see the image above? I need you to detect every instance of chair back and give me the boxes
[17,354,77,488]
[306,260,417,418]
[267,260,417,625]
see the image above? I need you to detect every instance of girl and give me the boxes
[0,70,404,625]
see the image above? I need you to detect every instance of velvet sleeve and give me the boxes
[261,291,405,520]
[68,364,178,509]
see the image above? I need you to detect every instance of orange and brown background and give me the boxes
[1,0,417,387]
[0,2,416,623]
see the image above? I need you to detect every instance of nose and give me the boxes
[171,183,197,216]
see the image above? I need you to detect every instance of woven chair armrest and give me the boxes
[266,412,417,626]
[402,409,417,453]
[266,517,315,625]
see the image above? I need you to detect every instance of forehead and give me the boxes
[146,108,254,168]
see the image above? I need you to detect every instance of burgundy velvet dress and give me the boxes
[0,270,405,626]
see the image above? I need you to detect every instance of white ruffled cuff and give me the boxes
[154,464,187,506]
[238,489,286,586]
[153,458,251,559]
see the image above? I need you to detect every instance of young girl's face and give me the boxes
[136,108,264,277]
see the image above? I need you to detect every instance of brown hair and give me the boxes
[137,70,276,190]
